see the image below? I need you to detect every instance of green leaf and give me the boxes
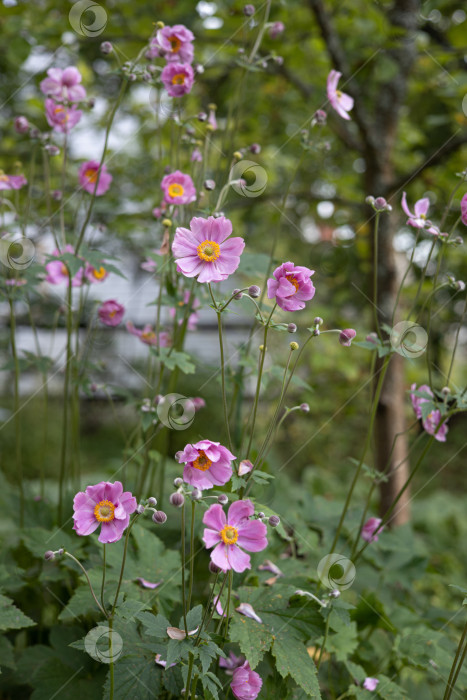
[0,635,15,670]
[231,474,247,491]
[155,348,195,374]
[115,598,150,621]
[250,470,275,484]
[272,633,321,698]
[136,611,171,638]
[103,654,162,700]
[185,604,203,631]
[326,621,358,662]
[449,584,467,606]
[200,671,223,700]
[0,594,36,631]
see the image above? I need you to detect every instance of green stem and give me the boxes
[222,570,233,643]
[195,571,219,645]
[109,617,115,700]
[316,613,331,670]
[101,543,107,615]
[58,278,73,524]
[185,653,195,698]
[443,617,467,700]
[209,284,232,451]
[391,229,422,326]
[9,297,24,526]
[190,674,199,700]
[111,514,140,614]
[202,571,229,637]
[188,501,196,610]
[446,294,467,385]
[181,503,188,635]
[64,551,107,617]
[373,212,383,341]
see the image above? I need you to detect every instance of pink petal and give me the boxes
[203,503,227,531]
[227,499,255,527]
[210,542,230,571]
[401,192,414,218]
[236,519,268,552]
[203,527,222,548]
[235,602,262,623]
[227,545,251,573]
[414,197,430,217]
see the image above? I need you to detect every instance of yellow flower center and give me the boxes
[193,450,212,471]
[197,240,220,262]
[168,183,184,198]
[336,89,342,98]
[85,168,98,184]
[220,525,238,545]
[54,105,69,122]
[0,172,9,182]
[286,274,299,293]
[109,310,116,318]
[61,264,69,276]
[142,330,156,341]
[172,72,186,85]
[94,499,115,522]
[93,266,107,280]
[169,36,181,52]
[420,214,426,220]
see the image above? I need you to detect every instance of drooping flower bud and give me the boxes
[136,504,145,514]
[217,494,229,505]
[314,317,323,326]
[329,589,341,598]
[44,550,55,561]
[269,21,285,39]
[268,515,280,527]
[233,288,243,300]
[204,179,216,191]
[250,143,261,154]
[100,41,113,54]
[300,403,310,413]
[152,510,168,524]
[339,329,356,347]
[174,477,184,487]
[243,4,255,15]
[14,116,29,134]
[169,492,185,507]
[191,488,202,501]
[287,323,297,333]
[209,561,222,574]
[313,110,327,126]
[248,285,261,298]
[148,497,157,507]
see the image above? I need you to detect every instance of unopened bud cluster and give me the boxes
[365,195,392,212]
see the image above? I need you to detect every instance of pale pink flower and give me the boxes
[172,216,245,283]
[410,383,433,419]
[161,171,196,205]
[154,24,194,64]
[176,440,235,490]
[401,192,431,229]
[202,500,268,573]
[73,480,137,544]
[192,397,206,411]
[78,160,112,196]
[236,602,262,623]
[327,70,354,120]
[363,678,379,691]
[40,67,86,102]
[410,383,449,442]
[85,263,109,283]
[126,321,170,347]
[361,517,383,543]
[0,173,27,190]
[161,62,195,97]
[45,99,82,133]
[98,300,124,327]
[219,651,245,675]
[267,261,315,311]
[45,245,83,287]
[191,147,203,162]
[269,21,285,39]
[5,278,27,287]
[339,328,356,347]
[231,661,262,700]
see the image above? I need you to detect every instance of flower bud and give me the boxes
[45,144,60,156]
[57,548,64,556]
[313,110,327,125]
[192,397,206,411]
[209,561,222,574]
[339,328,356,347]
[248,285,260,298]
[313,328,320,336]
[156,21,165,29]
[191,488,202,501]
[233,288,243,300]
[365,196,376,207]
[100,41,113,54]
[290,341,299,350]
[136,504,145,514]
[152,510,168,524]
[44,550,55,561]
[162,218,172,227]
[269,21,285,39]
[366,332,378,344]
[148,497,157,507]
[173,477,184,487]
[257,512,265,519]
[250,143,261,154]
[300,403,310,413]
[233,151,243,160]
[268,515,280,527]
[204,179,216,191]
[456,280,466,291]
[52,189,62,200]
[169,492,185,507]
[217,494,229,505]
[198,111,207,121]
[128,73,137,82]
[314,317,323,326]
[14,116,29,134]
[287,323,297,333]
[243,4,255,15]
[30,127,40,139]
[329,589,341,598]
[441,386,450,395]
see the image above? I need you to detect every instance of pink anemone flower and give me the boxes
[161,62,195,97]
[45,99,82,133]
[267,261,315,311]
[0,173,27,190]
[78,161,112,196]
[219,651,245,675]
[327,70,354,120]
[126,321,171,347]
[73,481,137,543]
[361,517,383,543]
[154,24,194,64]
[176,439,235,490]
[231,661,263,700]
[202,500,268,573]
[410,383,448,442]
[401,192,431,229]
[85,263,109,283]
[98,300,125,326]
[40,67,86,103]
[45,245,84,287]
[172,215,245,283]
[161,171,196,205]
[363,678,379,691]
[339,328,356,347]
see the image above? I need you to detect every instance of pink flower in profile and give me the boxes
[267,261,315,311]
[40,67,86,102]
[202,500,268,573]
[154,24,194,64]
[339,328,356,347]
[208,106,218,130]
[85,263,109,283]
[161,62,195,97]
[72,480,137,544]
[172,216,245,283]
[401,192,431,229]
[45,246,83,287]
[191,147,203,162]
[231,661,263,700]
[45,99,82,133]
[361,517,383,543]
[98,300,124,327]
[363,678,379,691]
[78,161,112,196]
[0,173,27,190]
[126,321,170,347]
[219,651,245,675]
[410,383,433,419]
[192,397,206,411]
[269,21,285,39]
[410,383,448,442]
[161,171,196,205]
[461,193,467,226]
[327,70,354,120]
[169,290,200,330]
[176,440,235,490]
